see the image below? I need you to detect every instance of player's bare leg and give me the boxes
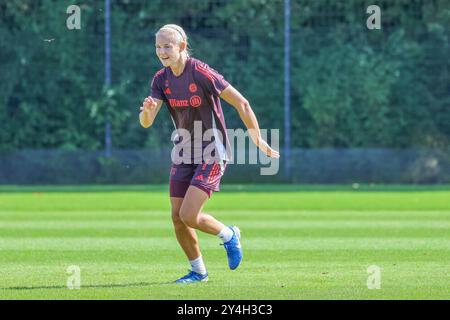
[170,197,201,260]
[179,186,226,234]
[179,185,243,270]
[171,195,208,283]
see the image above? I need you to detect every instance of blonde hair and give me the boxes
[156,24,191,57]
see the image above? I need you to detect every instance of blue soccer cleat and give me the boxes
[174,270,209,284]
[222,226,243,270]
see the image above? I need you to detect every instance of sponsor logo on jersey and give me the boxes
[190,95,202,108]
[169,99,189,107]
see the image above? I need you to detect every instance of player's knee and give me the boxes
[171,210,184,226]
[179,208,198,228]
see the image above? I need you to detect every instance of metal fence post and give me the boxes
[104,0,112,158]
[284,0,291,180]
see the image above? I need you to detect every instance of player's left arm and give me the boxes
[220,85,280,159]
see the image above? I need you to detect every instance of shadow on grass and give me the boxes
[1,281,174,291]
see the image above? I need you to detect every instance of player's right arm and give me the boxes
[139,96,163,128]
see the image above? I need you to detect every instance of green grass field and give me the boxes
[0,184,449,299]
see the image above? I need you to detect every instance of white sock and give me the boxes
[217,226,233,243]
[189,256,207,275]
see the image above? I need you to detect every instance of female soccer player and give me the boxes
[139,24,279,283]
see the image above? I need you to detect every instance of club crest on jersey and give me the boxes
[190,95,202,108]
[164,87,172,95]
[189,83,197,93]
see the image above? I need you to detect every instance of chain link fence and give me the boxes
[0,0,448,184]
[1,148,448,184]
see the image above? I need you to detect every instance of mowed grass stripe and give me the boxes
[1,262,448,282]
[1,237,450,250]
[1,217,450,238]
[1,210,449,239]
[1,228,449,238]
[1,191,449,210]
[2,219,450,229]
[1,210,450,221]
[2,248,448,264]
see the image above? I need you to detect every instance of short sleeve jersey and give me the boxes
[151,57,231,164]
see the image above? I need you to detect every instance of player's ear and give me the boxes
[179,41,187,52]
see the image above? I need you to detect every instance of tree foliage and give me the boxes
[0,0,448,151]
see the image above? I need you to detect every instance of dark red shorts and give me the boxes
[169,162,227,198]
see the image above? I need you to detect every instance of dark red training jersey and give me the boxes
[151,57,231,164]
